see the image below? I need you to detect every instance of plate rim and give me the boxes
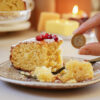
[0,58,100,89]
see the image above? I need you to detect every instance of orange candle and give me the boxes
[62,5,87,19]
[56,0,91,16]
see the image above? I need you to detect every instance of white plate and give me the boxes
[0,21,31,32]
[0,57,100,90]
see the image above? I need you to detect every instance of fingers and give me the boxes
[73,13,100,34]
[79,42,100,56]
[95,25,100,42]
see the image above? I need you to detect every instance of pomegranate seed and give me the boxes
[36,33,58,41]
[53,35,58,41]
[54,37,58,41]
[42,34,45,39]
[36,35,43,41]
[47,34,52,39]
[44,33,49,38]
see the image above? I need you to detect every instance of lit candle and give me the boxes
[62,5,88,25]
[72,5,79,17]
[62,5,87,19]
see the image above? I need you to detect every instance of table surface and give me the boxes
[0,29,100,100]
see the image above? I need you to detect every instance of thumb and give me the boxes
[79,42,100,56]
[73,13,100,34]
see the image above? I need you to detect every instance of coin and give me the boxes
[71,34,86,48]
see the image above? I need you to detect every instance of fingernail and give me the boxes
[73,29,79,34]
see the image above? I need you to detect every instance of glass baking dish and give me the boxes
[0,0,34,24]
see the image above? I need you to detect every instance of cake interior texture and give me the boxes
[10,40,63,72]
[0,0,26,11]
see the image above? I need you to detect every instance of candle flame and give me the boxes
[72,5,78,15]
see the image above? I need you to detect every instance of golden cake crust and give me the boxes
[10,37,63,72]
[0,0,26,11]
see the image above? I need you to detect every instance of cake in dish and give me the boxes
[10,33,63,72]
[0,0,26,11]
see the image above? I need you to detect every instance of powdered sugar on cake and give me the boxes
[12,35,62,47]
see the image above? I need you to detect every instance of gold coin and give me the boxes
[71,34,86,48]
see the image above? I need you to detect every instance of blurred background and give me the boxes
[0,0,100,63]
[0,0,100,34]
[0,0,100,33]
[31,0,100,29]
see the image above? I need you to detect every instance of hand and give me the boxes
[73,13,100,56]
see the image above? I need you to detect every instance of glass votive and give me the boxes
[0,0,35,24]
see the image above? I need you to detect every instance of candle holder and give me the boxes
[0,0,34,24]
[68,17,89,25]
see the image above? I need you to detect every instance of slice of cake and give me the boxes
[0,0,26,11]
[10,33,63,72]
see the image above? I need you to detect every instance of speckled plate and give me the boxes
[0,57,100,90]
